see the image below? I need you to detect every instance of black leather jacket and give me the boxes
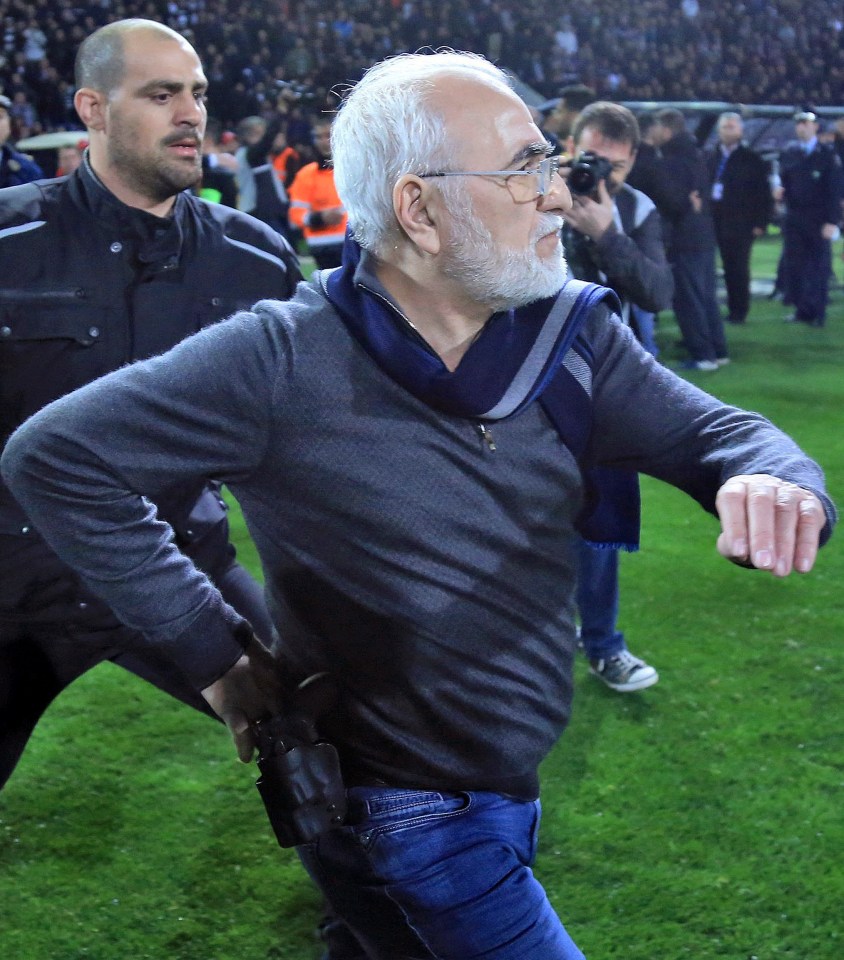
[0,159,301,621]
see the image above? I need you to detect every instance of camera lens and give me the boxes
[568,165,598,195]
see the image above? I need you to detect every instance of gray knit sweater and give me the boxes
[2,274,835,797]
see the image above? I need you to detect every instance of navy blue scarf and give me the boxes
[320,236,639,550]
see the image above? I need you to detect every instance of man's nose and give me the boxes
[541,169,572,214]
[176,93,204,127]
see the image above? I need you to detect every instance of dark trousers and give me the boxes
[671,248,728,362]
[781,221,832,323]
[714,221,754,322]
[0,557,271,790]
[310,243,345,270]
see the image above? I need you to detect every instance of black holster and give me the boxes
[252,682,347,848]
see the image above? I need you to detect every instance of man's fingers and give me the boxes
[716,475,826,575]
[231,718,256,763]
[793,496,825,573]
[745,480,777,570]
[772,484,801,576]
[715,477,754,561]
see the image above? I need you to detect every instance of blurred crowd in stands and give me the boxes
[1,0,843,145]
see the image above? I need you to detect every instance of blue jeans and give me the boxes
[576,540,625,661]
[631,304,659,358]
[299,786,586,960]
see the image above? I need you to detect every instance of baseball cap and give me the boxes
[794,110,818,123]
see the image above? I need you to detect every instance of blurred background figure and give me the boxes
[540,84,596,155]
[652,108,728,371]
[0,93,43,188]
[288,120,347,268]
[55,139,86,177]
[198,116,239,207]
[706,112,772,325]
[234,113,292,238]
[774,111,844,328]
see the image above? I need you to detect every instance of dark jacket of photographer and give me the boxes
[0,158,301,624]
[562,182,674,319]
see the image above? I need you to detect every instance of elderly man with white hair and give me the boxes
[2,50,835,959]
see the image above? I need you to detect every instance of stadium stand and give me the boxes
[1,0,842,143]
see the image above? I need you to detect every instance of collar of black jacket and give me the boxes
[73,156,186,268]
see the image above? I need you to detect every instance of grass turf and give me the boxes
[1,235,842,958]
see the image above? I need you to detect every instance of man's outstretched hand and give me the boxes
[716,474,827,577]
[201,637,284,762]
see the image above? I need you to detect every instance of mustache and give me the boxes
[531,215,564,242]
[162,133,202,148]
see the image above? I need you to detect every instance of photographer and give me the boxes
[562,101,674,692]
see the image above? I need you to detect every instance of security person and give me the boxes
[774,110,844,327]
[0,19,300,788]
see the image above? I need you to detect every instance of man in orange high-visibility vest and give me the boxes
[288,121,347,268]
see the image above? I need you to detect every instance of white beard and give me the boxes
[440,196,567,311]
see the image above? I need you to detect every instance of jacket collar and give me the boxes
[72,155,186,267]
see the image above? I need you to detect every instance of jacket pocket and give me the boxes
[0,296,120,442]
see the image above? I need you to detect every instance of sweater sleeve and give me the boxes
[583,311,837,542]
[1,303,289,689]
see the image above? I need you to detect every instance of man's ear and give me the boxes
[74,87,107,132]
[393,174,441,256]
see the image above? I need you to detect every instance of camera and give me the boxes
[566,151,614,196]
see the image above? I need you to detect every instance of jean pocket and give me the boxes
[348,787,473,850]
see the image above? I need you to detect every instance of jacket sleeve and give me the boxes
[287,165,312,232]
[582,309,837,541]
[750,151,774,230]
[590,206,674,313]
[0,305,288,690]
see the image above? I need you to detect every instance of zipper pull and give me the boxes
[477,423,497,452]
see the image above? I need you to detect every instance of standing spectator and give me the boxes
[542,84,596,149]
[199,115,239,207]
[706,112,772,324]
[562,101,673,692]
[234,113,291,237]
[0,19,301,791]
[0,93,42,188]
[775,110,844,327]
[653,108,728,371]
[626,111,676,356]
[288,120,347,268]
[56,140,85,176]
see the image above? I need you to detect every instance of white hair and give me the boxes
[331,50,514,257]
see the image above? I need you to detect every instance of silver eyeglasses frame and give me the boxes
[419,155,561,197]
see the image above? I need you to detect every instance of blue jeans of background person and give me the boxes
[631,304,659,358]
[298,786,586,960]
[577,540,625,661]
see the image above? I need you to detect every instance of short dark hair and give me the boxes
[572,101,640,151]
[75,19,188,94]
[654,108,687,135]
[559,84,596,113]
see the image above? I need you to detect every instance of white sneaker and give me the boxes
[589,649,659,692]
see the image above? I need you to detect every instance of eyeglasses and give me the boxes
[419,155,561,199]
